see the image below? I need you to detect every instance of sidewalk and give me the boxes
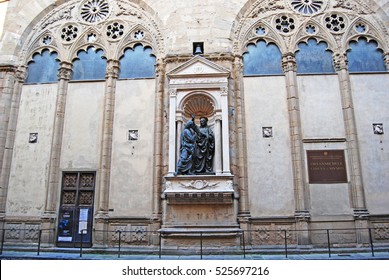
[1,246,389,260]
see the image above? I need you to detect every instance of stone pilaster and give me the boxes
[167,88,177,175]
[282,53,310,245]
[0,66,16,175]
[42,62,72,243]
[94,59,119,245]
[0,66,26,218]
[333,52,369,244]
[96,59,119,213]
[232,55,250,219]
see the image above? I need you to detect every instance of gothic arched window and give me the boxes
[72,47,107,80]
[25,49,60,84]
[119,44,156,79]
[347,37,386,73]
[296,38,334,74]
[243,40,283,76]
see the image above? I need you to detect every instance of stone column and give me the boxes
[42,62,72,243]
[282,53,310,245]
[333,52,369,243]
[214,114,222,175]
[220,86,231,174]
[232,56,250,224]
[94,59,119,245]
[0,66,16,174]
[168,88,177,175]
[150,59,165,243]
[176,117,183,164]
[0,66,26,217]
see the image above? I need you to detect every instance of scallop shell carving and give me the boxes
[183,95,215,119]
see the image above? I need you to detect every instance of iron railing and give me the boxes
[0,227,386,259]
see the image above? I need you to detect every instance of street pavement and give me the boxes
[1,246,389,260]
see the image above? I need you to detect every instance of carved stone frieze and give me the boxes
[251,223,297,245]
[249,0,285,18]
[333,0,373,15]
[41,5,75,30]
[169,78,227,86]
[178,180,220,190]
[165,177,233,192]
[109,224,149,243]
[373,223,389,240]
[116,0,143,18]
[5,223,22,240]
[24,224,40,240]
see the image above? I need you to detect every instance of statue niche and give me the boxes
[175,115,215,175]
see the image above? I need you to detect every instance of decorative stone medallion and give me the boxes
[287,0,327,15]
[80,0,110,23]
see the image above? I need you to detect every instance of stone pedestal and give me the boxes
[161,174,241,247]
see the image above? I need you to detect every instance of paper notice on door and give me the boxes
[78,208,88,234]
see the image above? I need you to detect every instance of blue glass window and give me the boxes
[72,47,107,80]
[348,38,386,72]
[119,45,156,79]
[25,50,59,84]
[296,39,334,74]
[243,40,283,76]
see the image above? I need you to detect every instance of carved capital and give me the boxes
[58,62,73,80]
[15,66,28,82]
[384,53,389,71]
[169,88,177,97]
[220,87,228,96]
[333,52,348,71]
[106,59,120,79]
[282,53,297,73]
[233,55,243,72]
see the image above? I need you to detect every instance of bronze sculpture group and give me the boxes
[175,116,215,175]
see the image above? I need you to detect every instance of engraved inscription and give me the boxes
[307,150,348,184]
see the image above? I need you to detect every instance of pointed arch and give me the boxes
[118,44,156,79]
[295,38,335,74]
[347,37,386,72]
[243,39,283,76]
[71,46,107,80]
[25,49,60,84]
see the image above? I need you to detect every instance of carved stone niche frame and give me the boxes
[166,55,232,177]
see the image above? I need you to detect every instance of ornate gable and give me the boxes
[168,55,230,78]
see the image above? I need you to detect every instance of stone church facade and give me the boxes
[0,0,388,249]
